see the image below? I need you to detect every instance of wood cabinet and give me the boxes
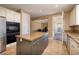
[70,38,79,55]
[32,35,48,54]
[0,7,20,22]
[70,5,79,25]
[63,33,67,46]
[14,12,20,23]
[66,35,70,54]
[70,7,76,25]
[17,34,48,55]
[6,9,20,23]
[32,38,43,54]
[20,40,32,55]
[6,9,14,22]
[0,7,6,17]
[66,34,79,55]
[75,5,79,25]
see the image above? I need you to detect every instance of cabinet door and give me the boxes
[6,9,14,22]
[70,38,79,55]
[6,9,20,22]
[70,43,78,55]
[14,12,20,23]
[67,36,70,53]
[32,35,48,55]
[64,33,67,47]
[32,39,41,54]
[0,7,6,17]
[40,35,48,48]
[76,5,79,25]
[70,7,76,25]
[20,40,32,55]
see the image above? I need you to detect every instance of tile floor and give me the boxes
[42,39,68,55]
[1,39,68,55]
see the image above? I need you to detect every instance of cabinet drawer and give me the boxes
[20,40,32,55]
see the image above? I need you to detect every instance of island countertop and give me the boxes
[16,32,48,42]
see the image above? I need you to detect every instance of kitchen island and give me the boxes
[16,32,48,55]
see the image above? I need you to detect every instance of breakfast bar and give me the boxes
[16,32,48,55]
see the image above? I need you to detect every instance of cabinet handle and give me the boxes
[72,45,74,48]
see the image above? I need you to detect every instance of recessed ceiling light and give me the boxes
[56,5,59,7]
[40,9,42,12]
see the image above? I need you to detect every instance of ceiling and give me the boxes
[0,4,74,18]
[33,19,48,23]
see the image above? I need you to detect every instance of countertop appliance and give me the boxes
[0,16,6,53]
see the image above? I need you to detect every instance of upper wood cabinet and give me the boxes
[6,9,20,23]
[0,7,6,17]
[6,9,14,22]
[75,5,79,25]
[70,6,76,25]
[70,5,79,25]
[14,11,20,23]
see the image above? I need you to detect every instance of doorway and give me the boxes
[52,15,63,41]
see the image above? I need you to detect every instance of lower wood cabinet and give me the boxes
[66,34,79,55]
[20,40,32,55]
[67,36,70,54]
[32,39,43,54]
[70,37,79,55]
[32,35,48,55]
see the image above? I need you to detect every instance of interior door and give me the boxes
[52,15,63,40]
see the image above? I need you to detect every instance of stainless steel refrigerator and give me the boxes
[0,16,6,53]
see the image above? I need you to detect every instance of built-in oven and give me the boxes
[6,22,20,44]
